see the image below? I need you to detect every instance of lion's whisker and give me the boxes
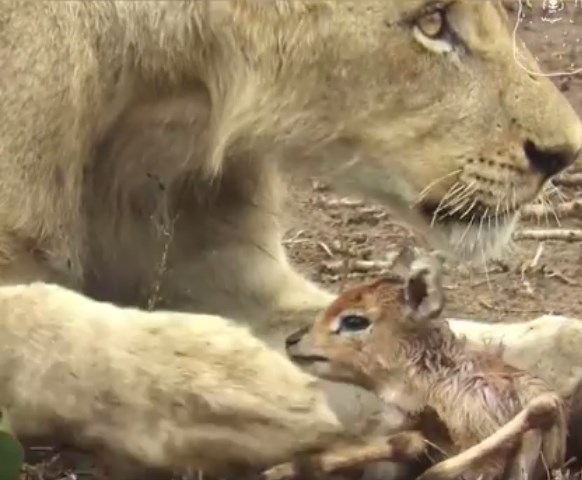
[430,181,464,227]
[436,182,476,218]
[459,198,478,220]
[478,208,492,291]
[414,169,463,206]
[455,214,476,248]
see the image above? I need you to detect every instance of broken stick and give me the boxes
[521,200,582,220]
[554,173,582,188]
[513,229,582,242]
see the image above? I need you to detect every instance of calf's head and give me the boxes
[285,256,445,391]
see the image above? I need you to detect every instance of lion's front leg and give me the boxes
[158,240,335,335]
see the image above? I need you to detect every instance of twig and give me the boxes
[260,432,427,480]
[554,173,582,187]
[477,299,545,315]
[323,259,393,273]
[322,257,399,274]
[317,241,334,258]
[147,213,179,311]
[519,242,544,277]
[513,229,582,242]
[547,270,579,286]
[521,200,582,219]
[529,243,544,270]
[282,230,306,245]
[315,198,365,208]
[518,243,544,296]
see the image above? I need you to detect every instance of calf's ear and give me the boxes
[403,255,445,323]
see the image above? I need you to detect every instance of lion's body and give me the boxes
[449,316,582,397]
[1,0,582,476]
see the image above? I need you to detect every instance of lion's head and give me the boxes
[207,0,582,260]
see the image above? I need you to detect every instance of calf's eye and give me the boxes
[339,314,371,332]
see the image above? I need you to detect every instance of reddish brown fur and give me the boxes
[321,277,402,324]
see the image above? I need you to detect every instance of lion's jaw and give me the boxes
[317,149,521,262]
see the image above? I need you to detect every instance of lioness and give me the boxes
[1,0,581,476]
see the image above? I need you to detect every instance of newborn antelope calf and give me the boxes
[285,256,567,480]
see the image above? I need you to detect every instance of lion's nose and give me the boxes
[524,139,580,179]
[285,326,309,348]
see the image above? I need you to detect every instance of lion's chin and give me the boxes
[404,202,520,264]
[442,215,518,262]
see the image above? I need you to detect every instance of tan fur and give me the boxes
[0,282,352,476]
[1,1,582,476]
[286,258,568,479]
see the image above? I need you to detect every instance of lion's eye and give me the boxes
[338,315,371,333]
[416,11,446,39]
[412,6,455,54]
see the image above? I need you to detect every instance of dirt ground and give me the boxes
[20,3,582,480]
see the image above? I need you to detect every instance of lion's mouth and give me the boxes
[288,354,329,365]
